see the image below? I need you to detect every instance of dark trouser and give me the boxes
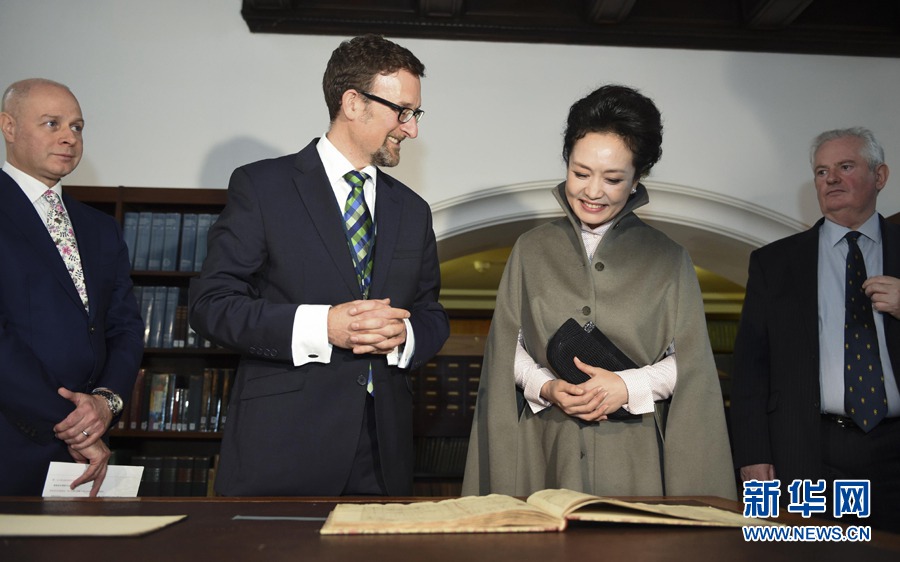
[821,414,900,533]
[342,394,387,496]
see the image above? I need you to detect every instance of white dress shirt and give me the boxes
[817,214,899,417]
[289,134,415,368]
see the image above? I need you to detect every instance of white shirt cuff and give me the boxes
[291,304,332,366]
[618,352,677,414]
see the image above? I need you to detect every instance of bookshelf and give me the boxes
[65,186,231,496]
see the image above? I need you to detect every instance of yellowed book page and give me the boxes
[320,494,563,535]
[0,514,186,537]
[526,488,607,519]
[528,489,779,527]
[569,500,780,527]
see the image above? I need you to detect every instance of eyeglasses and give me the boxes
[359,91,424,124]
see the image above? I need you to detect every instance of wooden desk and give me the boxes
[2,496,898,562]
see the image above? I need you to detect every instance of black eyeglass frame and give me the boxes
[358,91,424,123]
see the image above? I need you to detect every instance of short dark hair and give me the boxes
[322,34,426,122]
[562,84,663,179]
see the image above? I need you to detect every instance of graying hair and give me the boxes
[810,127,885,171]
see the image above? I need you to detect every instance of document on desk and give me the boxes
[41,462,144,497]
[0,514,186,537]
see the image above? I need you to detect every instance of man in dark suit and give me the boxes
[731,127,900,532]
[189,35,449,496]
[0,78,144,496]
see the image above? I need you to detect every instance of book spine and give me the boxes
[160,212,182,271]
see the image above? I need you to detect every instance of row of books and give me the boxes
[123,211,218,272]
[134,285,213,349]
[118,368,236,433]
[128,455,214,497]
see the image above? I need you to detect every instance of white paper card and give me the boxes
[41,462,144,497]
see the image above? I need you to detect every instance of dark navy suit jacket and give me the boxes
[0,171,144,495]
[189,140,449,496]
[731,216,900,482]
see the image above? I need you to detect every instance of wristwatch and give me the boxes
[92,387,124,417]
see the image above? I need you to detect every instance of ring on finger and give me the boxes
[82,430,90,437]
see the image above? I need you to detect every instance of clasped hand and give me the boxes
[328,298,409,354]
[540,357,629,422]
[53,387,113,496]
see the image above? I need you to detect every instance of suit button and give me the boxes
[581,306,591,316]
[357,374,367,386]
[594,262,604,271]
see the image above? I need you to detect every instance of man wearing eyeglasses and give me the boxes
[190,35,449,496]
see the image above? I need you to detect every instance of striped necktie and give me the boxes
[343,171,375,395]
[843,231,886,432]
[342,171,374,299]
[43,189,89,311]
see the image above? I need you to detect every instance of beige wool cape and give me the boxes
[462,183,737,500]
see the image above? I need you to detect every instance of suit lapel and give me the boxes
[0,173,85,311]
[879,216,900,391]
[369,175,402,298]
[794,224,822,378]
[291,145,362,298]
[64,193,99,318]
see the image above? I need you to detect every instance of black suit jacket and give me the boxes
[189,140,449,496]
[730,215,900,482]
[0,171,144,495]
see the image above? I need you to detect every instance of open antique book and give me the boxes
[319,488,778,535]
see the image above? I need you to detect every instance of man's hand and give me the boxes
[740,463,776,482]
[328,298,410,354]
[68,439,111,497]
[864,275,900,318]
[54,387,112,448]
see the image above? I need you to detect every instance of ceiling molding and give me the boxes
[241,0,900,58]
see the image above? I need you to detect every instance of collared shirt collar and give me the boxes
[822,212,881,248]
[2,161,62,203]
[316,134,378,186]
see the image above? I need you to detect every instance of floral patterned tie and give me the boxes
[44,189,89,310]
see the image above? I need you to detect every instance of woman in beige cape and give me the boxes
[462,85,736,499]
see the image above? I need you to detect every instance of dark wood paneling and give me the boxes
[241,0,900,57]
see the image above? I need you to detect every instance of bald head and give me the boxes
[1,78,84,186]
[2,78,74,119]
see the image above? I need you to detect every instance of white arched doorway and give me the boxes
[431,180,809,312]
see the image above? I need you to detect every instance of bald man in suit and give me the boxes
[0,78,143,496]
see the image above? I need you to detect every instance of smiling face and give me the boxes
[1,83,83,187]
[813,136,888,229]
[358,70,421,168]
[564,132,638,228]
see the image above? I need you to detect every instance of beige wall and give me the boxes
[2,0,899,265]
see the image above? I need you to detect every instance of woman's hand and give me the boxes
[574,357,629,413]
[540,377,610,422]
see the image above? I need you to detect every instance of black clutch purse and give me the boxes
[545,318,641,422]
[546,318,637,384]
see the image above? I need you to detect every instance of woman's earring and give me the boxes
[630,187,637,195]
